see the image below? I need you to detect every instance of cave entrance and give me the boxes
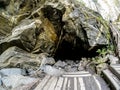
[54,40,99,60]
[41,5,99,60]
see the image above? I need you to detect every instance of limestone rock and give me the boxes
[107,54,119,64]
[2,75,39,89]
[62,0,109,51]
[39,53,55,66]
[0,15,12,36]
[40,65,65,76]
[0,46,41,70]
[96,63,108,74]
[32,18,58,55]
[0,19,38,52]
[54,60,67,68]
[77,0,120,21]
[0,68,26,76]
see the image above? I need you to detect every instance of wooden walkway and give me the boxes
[34,71,109,90]
[103,64,120,90]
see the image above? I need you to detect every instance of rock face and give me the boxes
[77,0,120,21]
[0,0,110,62]
[0,19,37,53]
[62,1,109,50]
[0,46,41,70]
[55,0,109,58]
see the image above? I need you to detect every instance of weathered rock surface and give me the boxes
[0,46,41,70]
[0,0,110,58]
[40,65,65,76]
[0,68,26,76]
[0,19,38,53]
[2,75,39,89]
[0,46,56,76]
[54,60,67,68]
[0,15,13,54]
[77,0,120,21]
[107,54,119,64]
[62,0,109,51]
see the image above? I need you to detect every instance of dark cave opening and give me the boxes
[54,40,99,60]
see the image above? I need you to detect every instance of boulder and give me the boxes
[107,54,119,64]
[0,19,38,53]
[62,0,109,51]
[2,75,39,89]
[54,60,67,68]
[0,68,26,76]
[0,46,41,70]
[0,46,56,71]
[40,65,65,76]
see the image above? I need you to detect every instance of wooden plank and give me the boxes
[62,77,68,90]
[34,71,110,90]
[67,79,71,90]
[118,70,120,72]
[95,76,110,90]
[55,77,64,90]
[111,64,120,67]
[93,76,102,90]
[83,77,92,90]
[102,69,120,90]
[62,74,91,77]
[65,71,89,75]
[74,77,77,90]
[43,76,56,90]
[69,78,74,90]
[78,77,85,90]
[87,76,99,90]
[49,77,58,90]
[109,65,120,80]
[114,68,120,70]
[34,75,51,90]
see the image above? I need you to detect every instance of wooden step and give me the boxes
[109,64,120,80]
[102,69,120,90]
[62,71,91,77]
[34,71,110,90]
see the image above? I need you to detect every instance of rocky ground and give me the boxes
[0,0,119,90]
[0,53,119,90]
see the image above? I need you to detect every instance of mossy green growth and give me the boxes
[96,44,115,57]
